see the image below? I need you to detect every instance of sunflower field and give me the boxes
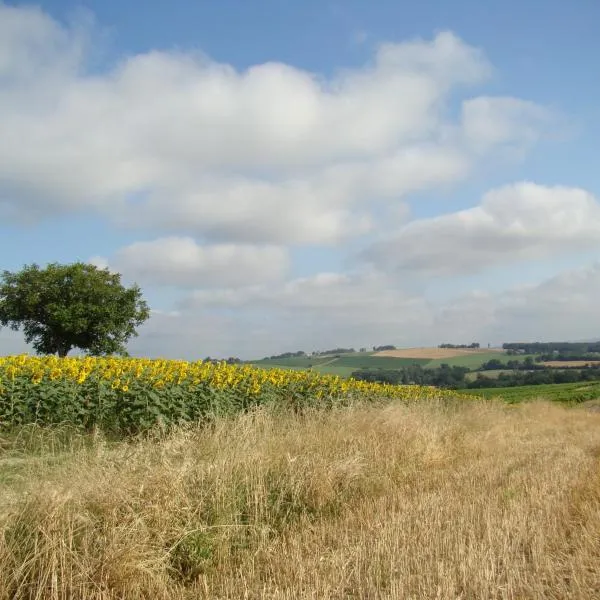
[0,355,466,433]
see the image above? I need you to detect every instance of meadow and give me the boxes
[249,349,537,376]
[462,380,600,403]
[1,398,599,598]
[1,355,600,598]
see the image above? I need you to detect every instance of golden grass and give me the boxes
[1,399,599,599]
[542,361,600,368]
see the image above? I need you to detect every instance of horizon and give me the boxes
[1,0,600,360]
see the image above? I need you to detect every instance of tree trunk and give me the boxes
[57,344,71,358]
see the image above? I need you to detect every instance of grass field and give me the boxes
[1,399,599,598]
[249,353,430,377]
[427,352,538,368]
[310,364,358,378]
[464,369,513,381]
[464,381,600,403]
[328,355,430,368]
[249,349,546,377]
[250,356,336,368]
[542,360,600,367]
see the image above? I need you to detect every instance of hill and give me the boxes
[248,351,432,378]
[248,347,528,377]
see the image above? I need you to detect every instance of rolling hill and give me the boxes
[247,347,526,378]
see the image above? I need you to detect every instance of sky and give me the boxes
[1,0,600,359]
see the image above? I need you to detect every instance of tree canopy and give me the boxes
[0,262,150,357]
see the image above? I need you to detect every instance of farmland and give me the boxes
[0,354,462,433]
[249,348,536,376]
[464,369,512,381]
[250,352,432,378]
[542,360,600,368]
[2,354,600,598]
[462,381,600,403]
[1,394,599,598]
[373,347,503,359]
[426,351,533,368]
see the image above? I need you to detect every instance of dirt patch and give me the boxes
[542,361,600,368]
[374,348,504,359]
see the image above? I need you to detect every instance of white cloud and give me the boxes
[0,4,551,243]
[430,263,600,345]
[488,262,600,341]
[363,183,600,276]
[0,3,87,83]
[5,260,600,359]
[141,261,600,358]
[1,3,585,361]
[121,176,375,245]
[180,271,437,353]
[461,96,553,152]
[96,237,289,288]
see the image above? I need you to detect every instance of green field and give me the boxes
[249,350,555,380]
[249,353,430,377]
[311,365,359,378]
[463,381,600,403]
[427,352,537,369]
[250,356,336,368]
[330,355,430,368]
[464,369,512,381]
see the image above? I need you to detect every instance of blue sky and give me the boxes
[2,0,600,358]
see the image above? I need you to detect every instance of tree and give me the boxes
[0,262,150,357]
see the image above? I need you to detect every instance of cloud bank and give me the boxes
[2,2,594,359]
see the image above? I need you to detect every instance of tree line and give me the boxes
[469,366,600,388]
[438,343,480,349]
[503,342,600,355]
[352,364,600,389]
[352,364,470,387]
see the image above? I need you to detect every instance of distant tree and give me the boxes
[439,342,480,349]
[269,351,307,359]
[480,358,505,371]
[0,262,150,357]
[315,348,355,356]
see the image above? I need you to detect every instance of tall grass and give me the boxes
[1,399,599,599]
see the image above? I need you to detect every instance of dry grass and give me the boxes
[374,347,504,359]
[1,399,599,599]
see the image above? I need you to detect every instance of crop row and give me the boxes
[0,355,468,433]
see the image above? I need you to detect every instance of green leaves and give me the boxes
[0,262,150,357]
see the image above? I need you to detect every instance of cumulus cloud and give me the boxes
[429,263,600,345]
[488,262,600,341]
[7,260,600,359]
[129,260,600,358]
[363,183,600,276]
[0,3,551,243]
[94,237,289,288]
[180,271,437,352]
[461,97,554,152]
[1,3,582,360]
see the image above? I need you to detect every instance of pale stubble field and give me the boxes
[1,399,599,599]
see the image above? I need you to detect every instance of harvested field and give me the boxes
[1,400,600,599]
[374,347,504,359]
[543,360,600,368]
